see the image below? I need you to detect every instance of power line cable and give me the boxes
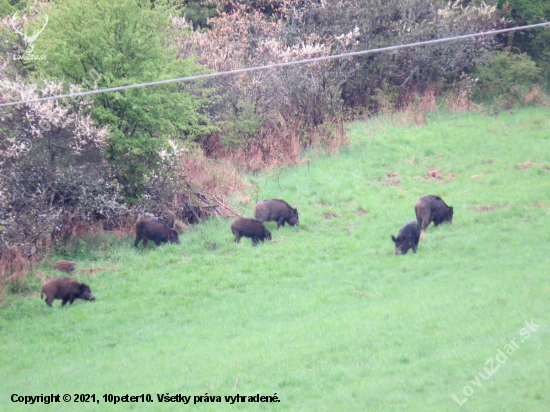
[1,21,549,108]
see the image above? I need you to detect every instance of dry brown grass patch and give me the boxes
[211,116,349,173]
[519,162,550,171]
[180,151,247,198]
[523,86,543,104]
[0,247,32,296]
[414,168,455,183]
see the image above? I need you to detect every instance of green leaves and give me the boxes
[472,50,540,109]
[34,0,211,199]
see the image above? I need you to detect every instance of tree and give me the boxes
[179,0,218,29]
[497,0,550,86]
[0,0,27,19]
[35,0,212,199]
[0,78,116,259]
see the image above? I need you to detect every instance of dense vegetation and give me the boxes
[0,0,548,287]
[1,106,549,411]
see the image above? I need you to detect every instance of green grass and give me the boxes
[1,106,550,411]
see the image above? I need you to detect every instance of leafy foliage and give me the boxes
[1,0,546,268]
[497,0,550,85]
[176,0,501,165]
[0,78,116,259]
[178,0,218,29]
[472,50,540,109]
[0,0,26,19]
[287,0,501,108]
[34,0,212,199]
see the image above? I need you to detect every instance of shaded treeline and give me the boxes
[0,0,547,283]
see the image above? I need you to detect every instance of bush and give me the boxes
[34,0,213,199]
[0,78,117,258]
[472,50,541,109]
[0,0,27,19]
[497,0,550,86]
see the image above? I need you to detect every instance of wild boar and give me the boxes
[254,199,299,229]
[391,221,421,256]
[161,210,176,229]
[231,218,272,246]
[41,277,95,307]
[134,219,180,248]
[415,195,453,230]
[54,260,77,274]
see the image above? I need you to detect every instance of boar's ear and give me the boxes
[391,235,397,243]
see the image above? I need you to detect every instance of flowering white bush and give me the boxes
[0,64,119,258]
[174,0,500,166]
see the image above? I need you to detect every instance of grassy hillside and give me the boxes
[1,106,549,411]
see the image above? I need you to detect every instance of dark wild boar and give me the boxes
[231,218,272,246]
[41,277,95,307]
[254,199,299,229]
[134,219,180,248]
[391,221,421,256]
[415,195,453,230]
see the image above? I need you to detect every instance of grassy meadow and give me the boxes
[1,106,549,411]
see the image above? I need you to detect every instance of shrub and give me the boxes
[0,78,115,257]
[472,50,541,109]
[34,0,213,199]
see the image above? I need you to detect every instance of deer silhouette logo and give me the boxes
[11,12,49,55]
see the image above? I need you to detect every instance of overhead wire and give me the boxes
[1,21,549,108]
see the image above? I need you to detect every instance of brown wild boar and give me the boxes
[54,260,77,273]
[134,219,180,248]
[161,210,176,229]
[254,199,299,229]
[41,277,95,307]
[231,218,272,246]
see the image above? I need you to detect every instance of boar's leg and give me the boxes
[142,239,148,248]
[61,298,69,307]
[234,233,241,243]
[45,296,54,307]
[134,236,142,247]
[421,216,430,230]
